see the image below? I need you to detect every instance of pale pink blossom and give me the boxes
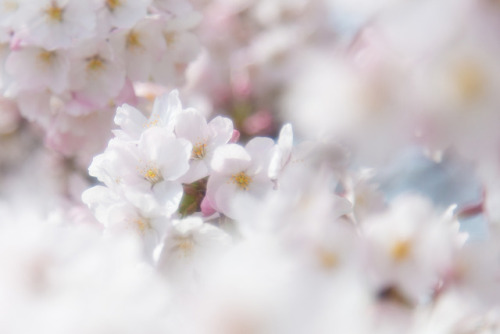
[206,138,274,218]
[69,39,125,109]
[110,17,166,82]
[88,127,192,216]
[6,46,69,94]
[174,109,234,183]
[20,0,97,50]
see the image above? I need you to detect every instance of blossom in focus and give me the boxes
[174,109,234,183]
[206,137,274,218]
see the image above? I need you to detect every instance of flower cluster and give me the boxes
[0,0,200,163]
[83,90,237,258]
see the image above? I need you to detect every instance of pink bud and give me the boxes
[200,196,217,217]
[230,129,240,143]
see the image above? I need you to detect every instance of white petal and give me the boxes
[114,104,147,139]
[179,159,209,184]
[152,181,183,217]
[211,144,251,175]
[268,123,294,179]
[208,116,234,146]
[151,89,182,129]
[245,137,275,175]
[156,137,192,180]
[174,109,210,143]
[214,182,240,218]
[171,217,203,235]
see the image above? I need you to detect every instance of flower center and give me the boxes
[191,142,207,160]
[164,32,176,46]
[134,218,151,232]
[317,248,338,269]
[177,237,194,254]
[38,50,56,64]
[126,31,142,49]
[106,0,121,11]
[452,60,485,103]
[45,2,63,22]
[143,115,160,128]
[86,55,105,71]
[231,171,252,190]
[142,166,163,185]
[390,240,411,262]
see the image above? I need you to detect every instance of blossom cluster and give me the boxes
[83,90,235,259]
[0,0,200,163]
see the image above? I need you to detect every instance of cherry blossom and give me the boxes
[206,138,274,218]
[174,109,234,183]
[20,0,97,50]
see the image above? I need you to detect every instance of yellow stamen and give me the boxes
[452,60,485,103]
[391,240,411,262]
[106,0,121,11]
[143,167,163,184]
[45,2,64,22]
[86,55,105,71]
[172,235,195,257]
[317,248,338,269]
[143,115,160,128]
[164,32,176,46]
[38,50,55,63]
[134,218,150,232]
[178,238,194,253]
[192,142,207,160]
[126,31,142,49]
[230,171,252,190]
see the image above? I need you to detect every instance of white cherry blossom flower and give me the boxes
[89,127,192,216]
[104,198,170,257]
[69,39,125,109]
[174,109,234,183]
[83,185,170,257]
[6,46,69,94]
[110,17,166,82]
[149,18,201,86]
[157,217,231,281]
[206,137,275,218]
[363,195,461,303]
[21,0,97,50]
[161,18,201,63]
